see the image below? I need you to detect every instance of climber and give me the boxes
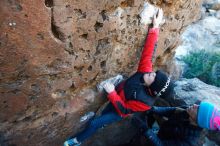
[132,101,220,146]
[64,8,176,146]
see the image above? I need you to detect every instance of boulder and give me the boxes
[0,0,203,145]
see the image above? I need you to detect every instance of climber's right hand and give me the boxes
[153,8,163,28]
[103,82,115,93]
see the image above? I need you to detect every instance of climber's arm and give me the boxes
[148,106,185,119]
[137,8,163,73]
[137,28,159,73]
[150,106,177,117]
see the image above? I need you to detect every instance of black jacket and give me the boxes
[124,72,156,106]
[157,110,203,146]
[134,107,203,146]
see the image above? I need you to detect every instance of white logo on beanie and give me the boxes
[156,75,171,97]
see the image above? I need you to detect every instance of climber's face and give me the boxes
[186,104,199,125]
[143,72,156,86]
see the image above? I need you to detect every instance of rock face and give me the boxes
[0,0,202,146]
[174,78,220,108]
[175,16,220,57]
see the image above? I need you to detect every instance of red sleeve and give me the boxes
[107,91,151,117]
[137,28,159,73]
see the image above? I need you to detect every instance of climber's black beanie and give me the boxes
[149,70,174,99]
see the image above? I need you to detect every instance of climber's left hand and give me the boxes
[103,82,115,93]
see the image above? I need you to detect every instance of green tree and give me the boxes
[182,50,220,87]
